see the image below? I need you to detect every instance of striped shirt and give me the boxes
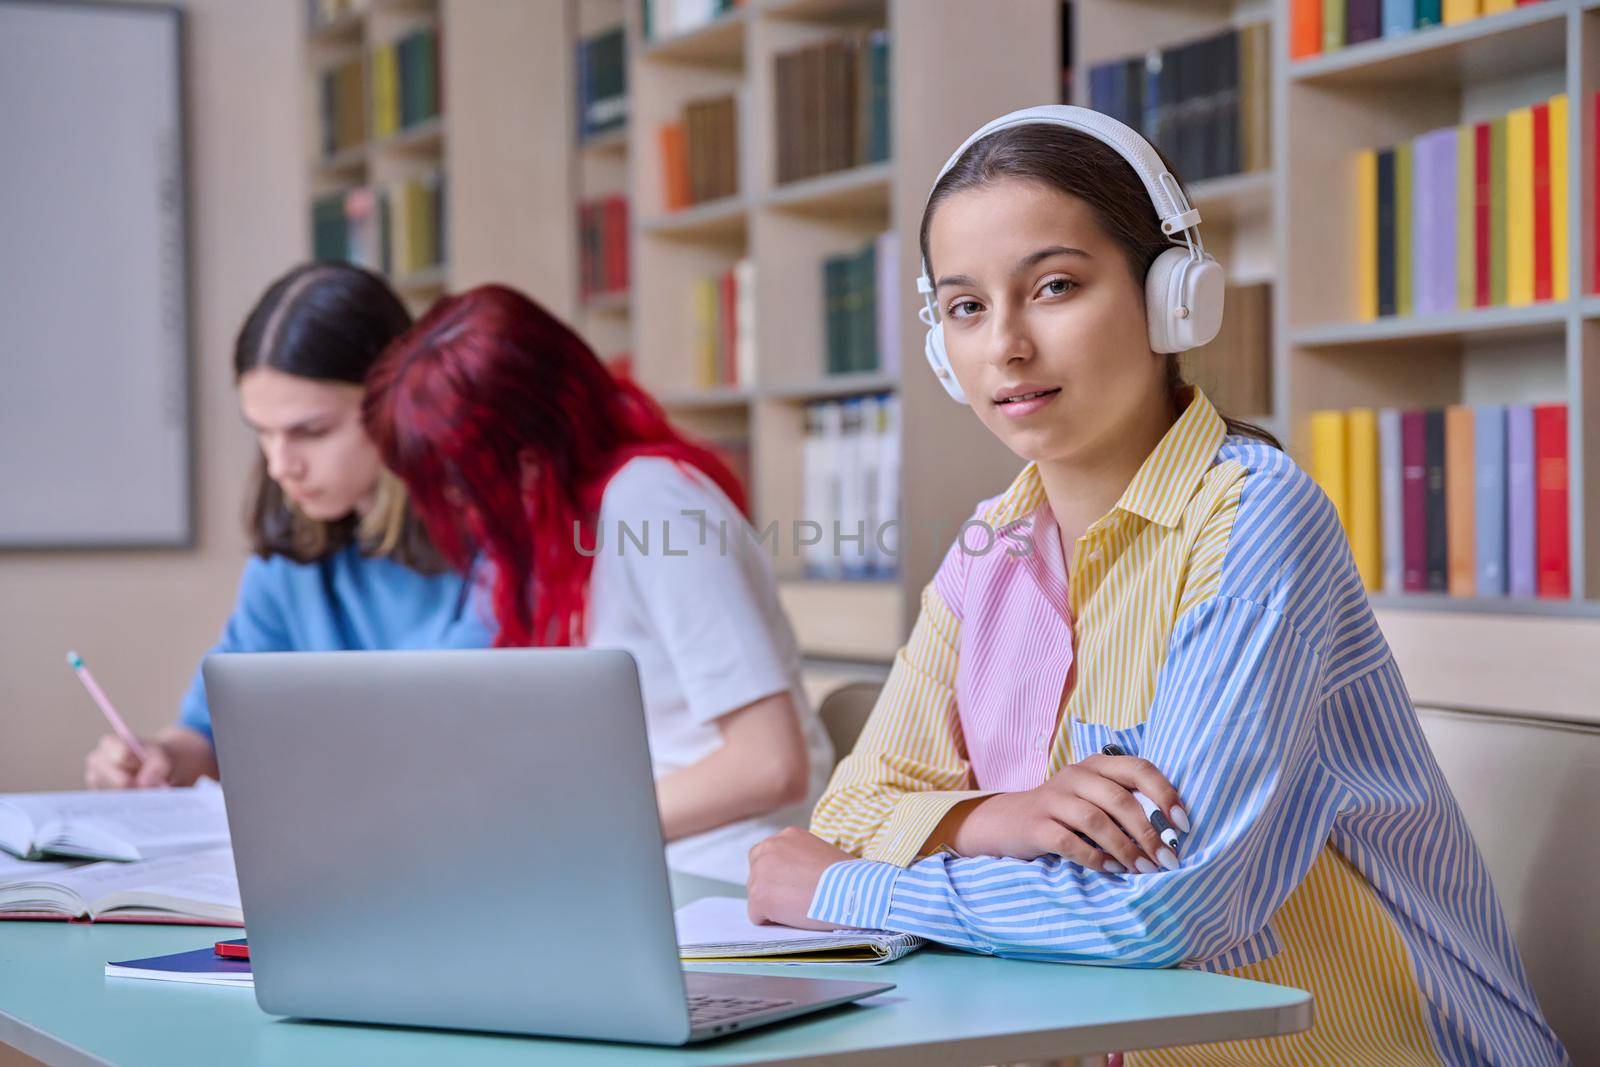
[807,389,1567,1065]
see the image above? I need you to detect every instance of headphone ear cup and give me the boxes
[1145,248,1226,353]
[923,320,967,403]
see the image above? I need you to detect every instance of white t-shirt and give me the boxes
[585,457,834,883]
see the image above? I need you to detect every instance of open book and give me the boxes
[675,896,924,965]
[0,782,229,862]
[0,846,242,925]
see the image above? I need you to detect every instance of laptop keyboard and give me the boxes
[688,993,796,1026]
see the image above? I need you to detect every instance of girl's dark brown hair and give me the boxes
[234,261,444,570]
[918,124,1281,449]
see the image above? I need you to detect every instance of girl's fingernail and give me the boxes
[1103,860,1127,874]
[1170,806,1192,834]
[1134,857,1158,874]
[1156,848,1179,871]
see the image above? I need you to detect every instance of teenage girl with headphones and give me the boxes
[746,107,1567,1065]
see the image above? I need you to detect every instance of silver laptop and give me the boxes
[204,648,892,1045]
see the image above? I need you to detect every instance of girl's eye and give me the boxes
[1037,277,1076,299]
[946,298,983,319]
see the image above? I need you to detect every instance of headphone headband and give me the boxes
[926,105,1201,237]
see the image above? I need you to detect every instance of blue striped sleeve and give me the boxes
[813,591,1340,965]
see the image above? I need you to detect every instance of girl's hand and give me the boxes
[84,734,173,789]
[940,754,1188,873]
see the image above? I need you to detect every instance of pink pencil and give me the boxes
[67,651,149,761]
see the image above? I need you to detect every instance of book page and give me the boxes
[675,896,891,948]
[0,781,228,861]
[53,847,241,921]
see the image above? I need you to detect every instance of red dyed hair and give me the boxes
[363,284,748,647]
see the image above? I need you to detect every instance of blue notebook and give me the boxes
[1474,405,1508,596]
[105,946,253,987]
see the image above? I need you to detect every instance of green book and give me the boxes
[1324,0,1347,52]
[856,243,878,373]
[1490,115,1507,307]
[1396,140,1413,317]
[824,255,847,375]
[1456,123,1475,310]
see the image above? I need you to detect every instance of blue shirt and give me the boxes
[178,545,494,739]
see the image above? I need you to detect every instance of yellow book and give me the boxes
[1347,409,1382,591]
[1457,123,1475,309]
[1483,0,1513,12]
[1506,106,1533,306]
[1356,149,1378,321]
[694,278,719,387]
[1551,94,1569,301]
[374,45,399,139]
[1310,410,1351,540]
[1443,0,1479,23]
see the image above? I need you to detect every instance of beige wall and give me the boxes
[0,0,304,791]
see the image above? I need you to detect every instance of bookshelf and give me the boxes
[303,0,447,312]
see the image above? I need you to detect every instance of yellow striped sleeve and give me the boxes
[808,581,991,867]
[1176,467,1245,617]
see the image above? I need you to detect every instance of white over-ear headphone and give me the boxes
[915,104,1226,404]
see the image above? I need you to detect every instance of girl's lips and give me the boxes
[994,387,1062,419]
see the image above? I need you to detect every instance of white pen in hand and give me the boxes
[1101,743,1182,852]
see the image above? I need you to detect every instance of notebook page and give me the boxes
[675,896,921,954]
[0,782,228,861]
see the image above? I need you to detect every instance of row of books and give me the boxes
[693,260,755,389]
[1309,403,1569,599]
[1356,94,1569,320]
[658,95,739,211]
[578,196,630,304]
[576,26,626,144]
[311,175,446,278]
[1087,22,1271,185]
[774,31,891,186]
[641,0,743,43]
[823,232,900,379]
[1181,283,1272,420]
[803,395,901,581]
[1292,0,1547,59]
[318,57,366,159]
[368,27,442,140]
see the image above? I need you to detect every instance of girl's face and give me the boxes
[926,178,1166,467]
[238,366,383,521]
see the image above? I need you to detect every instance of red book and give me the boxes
[578,203,593,301]
[1595,91,1600,294]
[609,197,630,294]
[719,268,738,385]
[1532,101,1552,302]
[1474,122,1491,308]
[1533,403,1569,598]
[1402,410,1427,591]
[1291,0,1322,59]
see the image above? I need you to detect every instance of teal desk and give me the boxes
[0,873,1311,1066]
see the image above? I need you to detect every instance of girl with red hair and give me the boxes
[363,284,833,882]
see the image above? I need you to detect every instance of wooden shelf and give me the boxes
[1370,592,1600,618]
[762,372,897,400]
[765,161,892,216]
[582,290,632,315]
[1289,304,1570,348]
[640,8,748,66]
[307,12,365,46]
[656,385,755,409]
[371,116,445,156]
[1288,1,1569,87]
[579,126,630,155]
[313,142,369,179]
[758,0,887,21]
[393,265,447,294]
[638,196,750,241]
[1188,170,1272,228]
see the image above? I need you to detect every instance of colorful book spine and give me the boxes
[1505,106,1533,306]
[1311,411,1352,538]
[1489,115,1508,306]
[1424,409,1447,591]
[1458,123,1477,309]
[1357,149,1378,320]
[1445,405,1476,597]
[1482,0,1514,11]
[1324,0,1347,52]
[1413,126,1457,316]
[1292,0,1324,58]
[1551,93,1568,300]
[1383,0,1415,35]
[1376,148,1397,316]
[1474,405,1507,596]
[1348,0,1382,44]
[1395,141,1413,316]
[1402,410,1428,591]
[1348,409,1382,590]
[1534,403,1569,598]
[1473,121,1491,307]
[1507,404,1537,597]
[1418,0,1442,27]
[1442,0,1479,22]
[1532,101,1552,303]
[1379,409,1405,593]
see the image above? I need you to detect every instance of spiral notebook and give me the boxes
[674,896,924,965]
